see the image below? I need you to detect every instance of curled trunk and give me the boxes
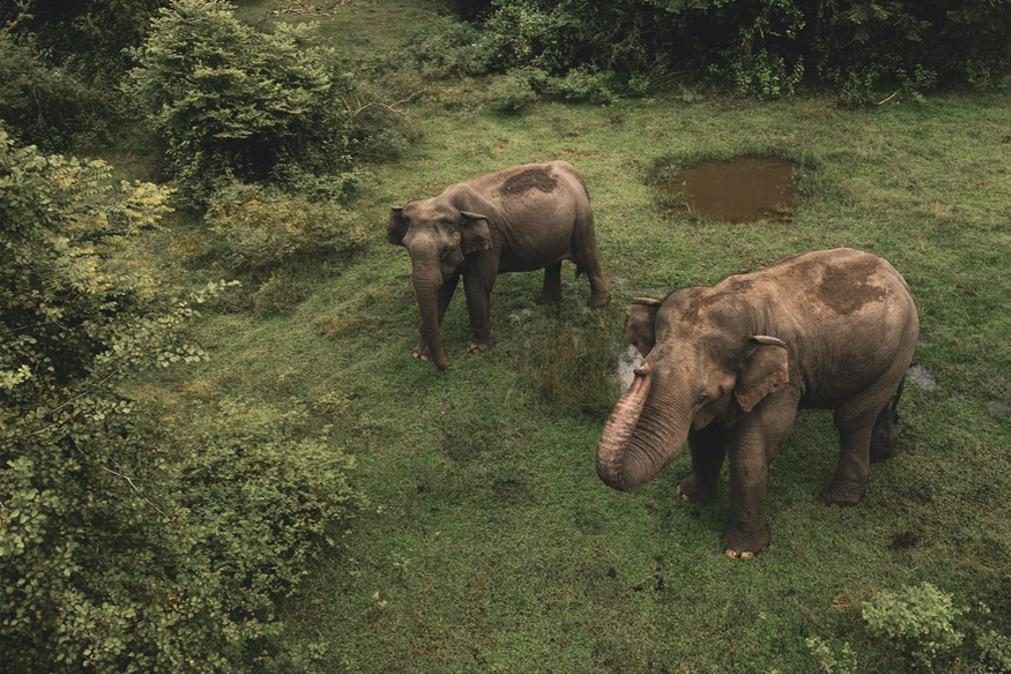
[596,363,691,490]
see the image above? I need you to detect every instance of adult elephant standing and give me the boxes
[388,161,610,370]
[596,248,919,559]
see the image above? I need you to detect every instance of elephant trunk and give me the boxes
[412,268,449,370]
[596,362,692,491]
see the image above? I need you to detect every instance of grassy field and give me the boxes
[135,1,1011,671]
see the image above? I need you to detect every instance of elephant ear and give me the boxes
[624,298,661,357]
[458,211,493,255]
[735,335,790,413]
[387,207,409,246]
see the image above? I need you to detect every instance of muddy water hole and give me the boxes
[665,156,798,223]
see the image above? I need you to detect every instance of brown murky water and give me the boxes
[667,157,798,223]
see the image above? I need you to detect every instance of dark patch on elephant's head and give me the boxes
[500,168,557,195]
[817,257,887,315]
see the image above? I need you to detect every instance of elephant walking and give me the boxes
[597,248,919,558]
[388,161,610,370]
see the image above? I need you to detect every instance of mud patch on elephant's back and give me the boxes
[660,156,798,222]
[816,257,887,315]
[500,168,557,195]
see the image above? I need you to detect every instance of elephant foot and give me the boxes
[588,291,611,309]
[821,481,866,506]
[722,525,770,560]
[411,343,430,361]
[535,291,562,305]
[467,335,495,354]
[677,473,719,504]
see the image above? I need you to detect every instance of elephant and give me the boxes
[596,248,919,559]
[388,161,610,370]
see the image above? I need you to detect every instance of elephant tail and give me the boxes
[575,264,585,277]
[870,376,905,463]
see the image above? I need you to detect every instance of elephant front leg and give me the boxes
[463,268,495,354]
[678,424,726,504]
[413,273,459,360]
[723,393,798,559]
[725,440,771,560]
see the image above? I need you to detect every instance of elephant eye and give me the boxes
[696,392,710,404]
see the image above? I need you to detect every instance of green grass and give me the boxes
[133,2,1011,671]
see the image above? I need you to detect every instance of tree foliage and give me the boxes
[446,0,1011,98]
[126,0,402,206]
[0,129,363,671]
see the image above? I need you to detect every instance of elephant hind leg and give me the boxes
[535,262,562,304]
[570,214,609,308]
[870,378,904,463]
[825,357,911,506]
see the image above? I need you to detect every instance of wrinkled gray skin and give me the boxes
[597,248,919,559]
[388,161,610,370]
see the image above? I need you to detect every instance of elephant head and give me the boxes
[387,186,496,370]
[597,292,790,491]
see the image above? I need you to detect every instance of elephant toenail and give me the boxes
[740,551,754,560]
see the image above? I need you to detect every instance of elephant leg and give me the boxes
[678,424,726,504]
[535,262,563,305]
[571,215,610,308]
[413,273,459,360]
[824,377,901,505]
[464,266,495,353]
[724,390,799,559]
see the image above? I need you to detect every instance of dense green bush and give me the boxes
[447,1,1010,98]
[863,582,966,670]
[0,2,166,150]
[4,0,165,76]
[127,0,402,206]
[205,181,367,271]
[804,635,857,674]
[0,29,111,149]
[489,70,540,112]
[0,129,364,671]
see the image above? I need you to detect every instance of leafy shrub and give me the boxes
[489,71,539,112]
[731,49,805,99]
[545,67,616,104]
[451,1,1011,99]
[805,635,857,674]
[863,582,966,670]
[974,628,1011,674]
[170,398,365,647]
[126,0,402,206]
[0,29,110,149]
[9,0,165,77]
[0,128,364,671]
[410,15,496,78]
[205,181,367,270]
